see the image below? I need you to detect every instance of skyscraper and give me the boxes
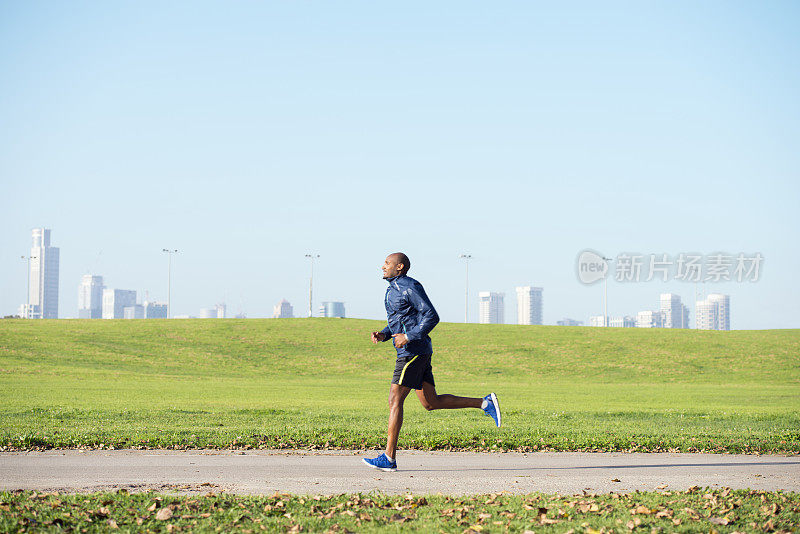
[26,228,60,319]
[273,299,294,318]
[696,294,730,330]
[515,286,543,325]
[102,289,137,319]
[478,291,505,324]
[660,293,690,329]
[78,275,104,319]
[320,301,346,318]
[143,301,168,318]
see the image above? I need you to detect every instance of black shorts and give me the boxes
[391,354,435,390]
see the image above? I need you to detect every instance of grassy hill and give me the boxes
[1,318,798,452]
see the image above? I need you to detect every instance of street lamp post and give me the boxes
[305,254,320,318]
[20,255,36,319]
[459,254,472,323]
[602,256,612,327]
[162,249,178,319]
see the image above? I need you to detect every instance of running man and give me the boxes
[363,252,501,472]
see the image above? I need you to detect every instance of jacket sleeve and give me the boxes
[404,282,439,341]
[380,324,392,341]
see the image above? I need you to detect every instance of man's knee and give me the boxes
[388,387,406,407]
[421,394,439,411]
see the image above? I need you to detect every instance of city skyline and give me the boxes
[2,3,798,329]
[1,224,783,332]
[0,226,782,328]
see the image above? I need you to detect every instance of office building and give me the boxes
[102,289,137,319]
[609,316,636,328]
[199,307,217,319]
[273,299,294,318]
[636,310,664,328]
[320,301,346,318]
[215,303,226,319]
[696,294,730,330]
[589,315,607,327]
[478,291,505,324]
[708,293,730,330]
[78,275,104,319]
[516,286,543,325]
[123,305,145,319]
[143,301,168,318]
[25,228,60,319]
[660,293,690,329]
[556,318,584,326]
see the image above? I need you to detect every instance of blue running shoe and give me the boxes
[362,453,397,472]
[483,393,501,427]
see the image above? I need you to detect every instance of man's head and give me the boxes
[382,252,411,279]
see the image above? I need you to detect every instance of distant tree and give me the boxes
[3,315,21,319]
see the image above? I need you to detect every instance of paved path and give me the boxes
[1,450,797,495]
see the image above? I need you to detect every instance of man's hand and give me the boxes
[392,333,409,348]
[371,331,386,344]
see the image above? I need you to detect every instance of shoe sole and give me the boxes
[490,392,501,427]
[362,458,397,472]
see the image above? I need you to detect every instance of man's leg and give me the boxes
[386,383,412,459]
[416,381,482,411]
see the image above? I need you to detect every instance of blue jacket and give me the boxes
[380,275,440,358]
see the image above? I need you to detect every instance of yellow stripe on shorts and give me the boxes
[398,355,419,386]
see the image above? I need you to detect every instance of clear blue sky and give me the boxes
[1,1,798,328]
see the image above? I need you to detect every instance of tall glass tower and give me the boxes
[27,228,60,319]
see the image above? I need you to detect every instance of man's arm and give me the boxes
[371,325,393,343]
[403,282,439,342]
[380,325,392,339]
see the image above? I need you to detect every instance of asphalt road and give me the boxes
[1,450,797,495]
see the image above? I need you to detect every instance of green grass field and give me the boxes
[2,488,798,533]
[0,318,798,453]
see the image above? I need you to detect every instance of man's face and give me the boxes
[382,255,403,279]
